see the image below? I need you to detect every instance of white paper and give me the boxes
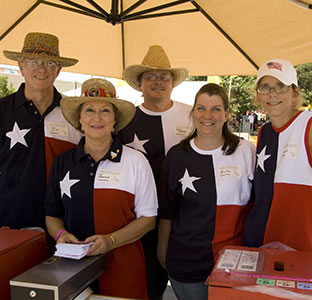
[216,249,242,270]
[237,250,259,272]
[54,243,93,260]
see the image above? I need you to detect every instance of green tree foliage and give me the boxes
[220,75,257,120]
[186,76,207,81]
[296,63,312,105]
[0,76,15,98]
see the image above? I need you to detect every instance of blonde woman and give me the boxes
[244,59,312,251]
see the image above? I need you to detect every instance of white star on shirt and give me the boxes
[257,145,271,172]
[179,169,201,195]
[60,171,80,199]
[126,133,149,154]
[6,122,31,149]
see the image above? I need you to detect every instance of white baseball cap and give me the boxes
[256,59,298,86]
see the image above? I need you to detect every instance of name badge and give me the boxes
[282,143,298,159]
[96,169,121,184]
[219,166,241,178]
[47,122,69,137]
[175,125,191,136]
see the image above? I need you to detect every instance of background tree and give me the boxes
[296,63,312,106]
[186,76,207,81]
[0,76,15,98]
[220,75,257,121]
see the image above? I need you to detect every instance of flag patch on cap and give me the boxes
[267,62,282,71]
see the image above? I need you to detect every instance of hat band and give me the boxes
[22,42,60,57]
[83,87,116,98]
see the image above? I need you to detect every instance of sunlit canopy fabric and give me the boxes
[0,0,311,78]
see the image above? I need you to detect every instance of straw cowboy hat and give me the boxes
[61,78,136,133]
[3,32,78,67]
[123,45,189,91]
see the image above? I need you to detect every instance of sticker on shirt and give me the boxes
[47,122,69,137]
[282,143,298,159]
[218,166,241,178]
[96,169,121,185]
[216,249,242,270]
[175,125,191,137]
[237,250,259,272]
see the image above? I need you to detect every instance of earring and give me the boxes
[111,127,115,133]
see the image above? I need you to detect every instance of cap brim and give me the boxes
[255,71,298,86]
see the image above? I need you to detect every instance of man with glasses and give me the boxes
[119,45,192,300]
[0,32,82,230]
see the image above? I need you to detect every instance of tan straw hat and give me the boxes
[61,78,135,133]
[123,45,189,91]
[3,32,78,67]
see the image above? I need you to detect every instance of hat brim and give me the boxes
[255,70,298,87]
[123,65,189,91]
[3,50,78,67]
[61,96,136,133]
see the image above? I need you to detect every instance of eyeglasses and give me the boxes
[256,84,290,95]
[143,73,173,81]
[24,59,58,70]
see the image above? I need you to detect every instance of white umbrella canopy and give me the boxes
[0,0,312,78]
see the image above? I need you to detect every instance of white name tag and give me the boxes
[282,143,298,159]
[96,169,121,184]
[219,166,241,177]
[47,122,69,137]
[175,125,191,136]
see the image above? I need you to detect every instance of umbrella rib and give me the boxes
[0,0,42,41]
[55,0,110,21]
[121,0,192,20]
[192,1,258,70]
[120,0,147,18]
[42,0,108,21]
[85,0,110,19]
[123,9,198,22]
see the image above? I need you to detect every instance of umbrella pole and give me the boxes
[120,0,125,73]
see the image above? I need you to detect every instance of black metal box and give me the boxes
[10,254,110,300]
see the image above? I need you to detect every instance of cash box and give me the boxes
[207,246,312,299]
[10,254,110,300]
[0,228,47,300]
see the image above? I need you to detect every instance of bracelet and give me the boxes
[56,229,67,241]
[109,234,116,249]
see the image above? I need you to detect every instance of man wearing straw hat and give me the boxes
[0,32,82,230]
[119,45,192,300]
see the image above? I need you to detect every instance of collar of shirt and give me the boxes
[15,83,62,117]
[74,135,123,163]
